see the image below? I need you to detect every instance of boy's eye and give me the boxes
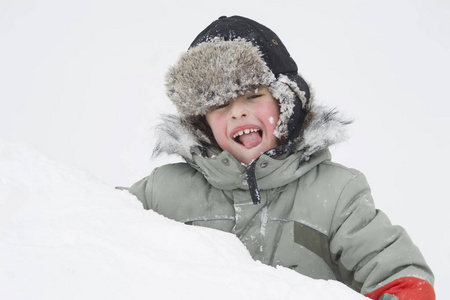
[216,103,228,109]
[247,94,261,100]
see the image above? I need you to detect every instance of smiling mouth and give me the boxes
[232,128,261,140]
[232,129,263,148]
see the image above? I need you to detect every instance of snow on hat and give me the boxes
[165,15,312,145]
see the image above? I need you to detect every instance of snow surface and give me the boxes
[0,141,365,299]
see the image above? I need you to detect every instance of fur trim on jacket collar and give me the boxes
[152,104,351,162]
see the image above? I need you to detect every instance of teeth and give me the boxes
[232,129,260,139]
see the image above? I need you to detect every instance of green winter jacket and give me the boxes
[129,106,434,297]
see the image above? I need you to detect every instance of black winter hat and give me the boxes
[190,16,299,78]
[166,15,313,146]
[165,16,314,205]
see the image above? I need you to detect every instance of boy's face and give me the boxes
[206,87,279,164]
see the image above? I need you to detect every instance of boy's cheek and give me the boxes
[206,111,225,128]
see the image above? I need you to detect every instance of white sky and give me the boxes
[1,0,449,296]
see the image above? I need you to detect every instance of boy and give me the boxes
[129,16,435,299]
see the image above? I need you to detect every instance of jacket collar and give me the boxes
[189,146,332,191]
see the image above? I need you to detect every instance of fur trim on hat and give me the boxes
[165,38,308,142]
[166,38,275,116]
[268,74,309,139]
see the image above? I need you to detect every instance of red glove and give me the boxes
[365,277,435,300]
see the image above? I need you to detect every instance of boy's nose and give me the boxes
[229,99,248,119]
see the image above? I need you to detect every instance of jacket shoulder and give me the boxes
[129,162,212,216]
[319,160,362,177]
[154,162,201,178]
[129,163,194,202]
[297,159,367,197]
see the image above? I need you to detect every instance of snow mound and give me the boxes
[0,140,365,300]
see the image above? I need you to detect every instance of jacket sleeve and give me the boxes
[364,277,435,300]
[128,168,158,210]
[328,171,435,300]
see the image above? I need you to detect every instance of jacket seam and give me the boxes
[325,169,364,287]
[181,217,235,222]
[328,171,363,238]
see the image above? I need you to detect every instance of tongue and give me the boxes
[239,132,262,149]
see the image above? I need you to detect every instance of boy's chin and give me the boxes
[222,139,278,165]
[232,146,267,165]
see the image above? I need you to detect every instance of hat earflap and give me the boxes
[269,74,310,141]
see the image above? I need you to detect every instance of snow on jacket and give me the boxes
[129,105,435,299]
